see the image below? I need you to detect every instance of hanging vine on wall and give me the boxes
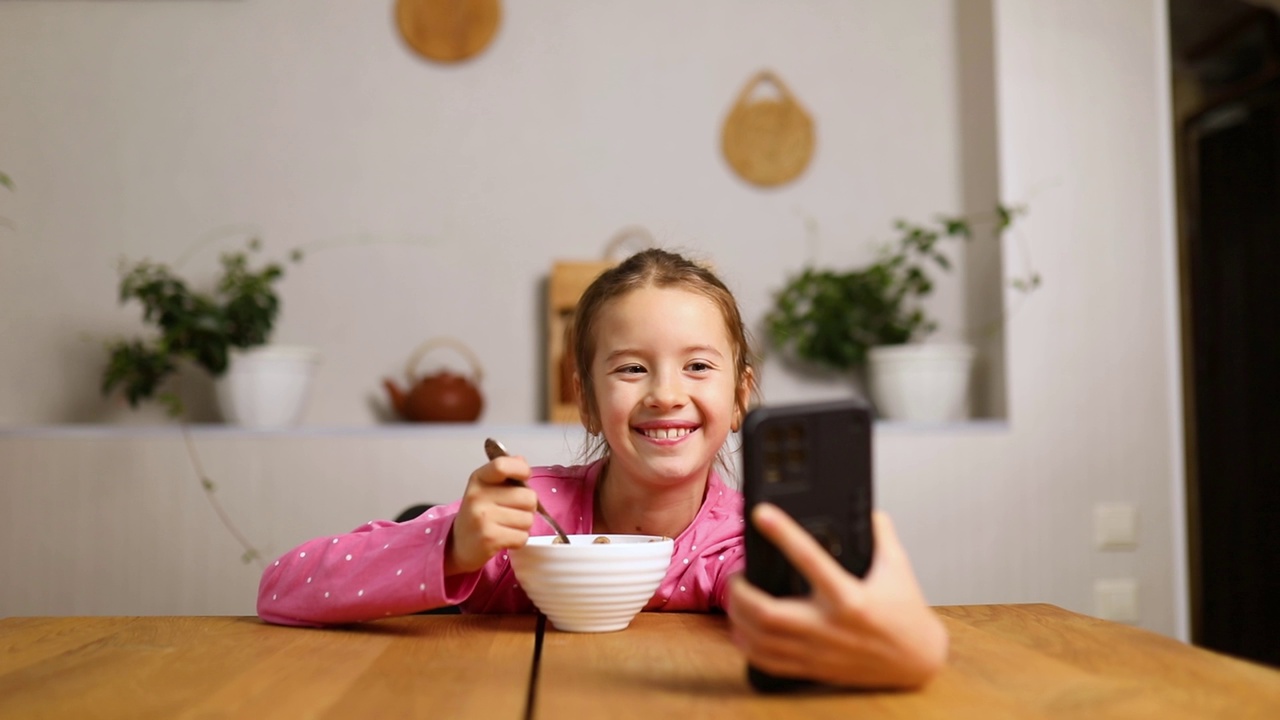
[1,172,13,232]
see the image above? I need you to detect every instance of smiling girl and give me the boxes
[258,248,946,689]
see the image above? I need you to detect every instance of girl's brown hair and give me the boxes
[569,248,757,461]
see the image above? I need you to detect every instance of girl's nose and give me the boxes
[645,369,686,409]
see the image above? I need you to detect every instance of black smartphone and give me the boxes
[742,398,875,693]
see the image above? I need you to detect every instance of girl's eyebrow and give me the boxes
[602,348,642,364]
[684,345,726,359]
[602,345,725,363]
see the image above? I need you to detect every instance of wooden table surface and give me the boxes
[537,604,1280,719]
[2,605,1278,719]
[0,614,537,720]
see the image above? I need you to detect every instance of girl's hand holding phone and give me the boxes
[445,454,538,576]
[727,504,949,690]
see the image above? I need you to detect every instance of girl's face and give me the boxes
[583,285,747,492]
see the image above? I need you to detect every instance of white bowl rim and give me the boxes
[520,534,673,547]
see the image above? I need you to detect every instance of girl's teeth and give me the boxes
[644,427,690,440]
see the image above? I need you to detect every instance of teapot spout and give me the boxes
[383,378,408,420]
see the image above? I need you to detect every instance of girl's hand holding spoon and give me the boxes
[444,444,539,576]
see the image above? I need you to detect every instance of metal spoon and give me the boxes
[484,438,573,545]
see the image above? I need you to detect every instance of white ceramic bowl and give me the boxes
[509,534,674,633]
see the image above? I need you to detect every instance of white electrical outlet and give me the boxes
[1094,578,1139,623]
[1094,503,1138,550]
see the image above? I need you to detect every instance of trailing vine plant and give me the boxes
[101,226,448,566]
[1,172,13,231]
[102,231,304,568]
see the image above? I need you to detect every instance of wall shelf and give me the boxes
[0,419,1011,439]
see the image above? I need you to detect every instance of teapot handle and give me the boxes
[405,336,485,384]
[602,225,655,261]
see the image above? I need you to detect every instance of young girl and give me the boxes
[258,248,947,689]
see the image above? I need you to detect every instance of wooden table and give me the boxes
[2,605,1278,719]
[0,614,538,719]
[538,605,1280,719]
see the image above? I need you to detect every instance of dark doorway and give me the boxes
[1172,0,1280,667]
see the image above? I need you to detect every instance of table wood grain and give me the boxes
[0,614,537,720]
[532,604,1280,719]
[4,605,1278,719]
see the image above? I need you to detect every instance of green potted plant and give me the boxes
[765,203,1034,421]
[101,237,320,426]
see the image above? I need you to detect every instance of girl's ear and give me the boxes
[574,371,597,434]
[733,366,756,432]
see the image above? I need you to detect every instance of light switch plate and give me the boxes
[1094,578,1139,623]
[1094,503,1138,550]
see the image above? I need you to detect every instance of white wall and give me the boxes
[0,0,1186,641]
[0,0,981,426]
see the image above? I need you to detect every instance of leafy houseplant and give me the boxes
[765,203,1032,372]
[101,238,303,416]
[99,235,308,567]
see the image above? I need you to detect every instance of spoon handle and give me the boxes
[484,438,573,544]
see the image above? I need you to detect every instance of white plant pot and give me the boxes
[867,343,975,422]
[214,345,321,428]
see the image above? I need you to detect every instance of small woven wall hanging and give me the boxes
[396,0,502,64]
[721,70,815,188]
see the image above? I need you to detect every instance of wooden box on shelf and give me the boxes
[546,260,615,423]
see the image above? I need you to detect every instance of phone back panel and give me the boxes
[743,398,873,591]
[742,399,874,691]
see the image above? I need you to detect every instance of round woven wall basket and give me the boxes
[396,0,502,64]
[721,70,815,188]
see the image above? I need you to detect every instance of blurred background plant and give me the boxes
[101,236,302,416]
[100,232,302,568]
[765,203,1036,372]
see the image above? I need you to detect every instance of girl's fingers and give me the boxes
[729,575,783,628]
[863,511,925,596]
[475,456,532,486]
[728,576,825,640]
[738,633,821,676]
[741,648,817,682]
[750,503,860,601]
[465,476,538,514]
[465,510,533,553]
[869,511,903,565]
[484,503,536,533]
[729,579,835,675]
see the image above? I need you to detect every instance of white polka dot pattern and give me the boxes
[254,459,746,626]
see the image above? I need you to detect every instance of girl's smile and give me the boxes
[634,422,698,442]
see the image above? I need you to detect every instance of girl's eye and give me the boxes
[688,361,713,373]
[618,364,646,375]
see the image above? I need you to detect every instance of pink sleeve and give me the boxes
[257,463,597,625]
[257,503,481,626]
[711,549,747,610]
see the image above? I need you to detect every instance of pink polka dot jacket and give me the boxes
[257,459,746,626]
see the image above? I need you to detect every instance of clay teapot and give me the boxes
[383,337,484,423]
